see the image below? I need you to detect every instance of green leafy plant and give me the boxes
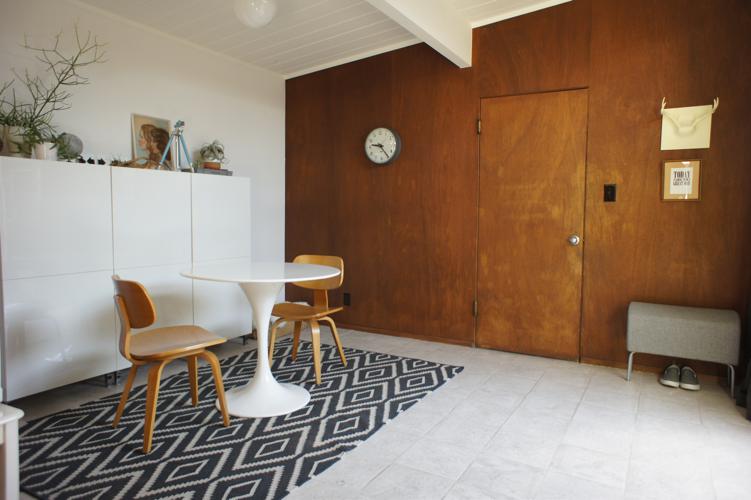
[17,121,45,157]
[0,83,31,128]
[199,140,227,163]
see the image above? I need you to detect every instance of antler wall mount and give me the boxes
[660,97,719,150]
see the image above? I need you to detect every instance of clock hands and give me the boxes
[369,143,390,159]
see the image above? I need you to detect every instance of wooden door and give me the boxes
[476,90,588,360]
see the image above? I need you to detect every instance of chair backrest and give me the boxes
[293,255,344,290]
[293,255,344,308]
[112,275,157,360]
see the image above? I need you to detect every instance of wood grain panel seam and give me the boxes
[479,85,589,100]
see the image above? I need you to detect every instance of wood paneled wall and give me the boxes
[582,0,751,370]
[286,46,478,345]
[286,0,751,370]
[473,0,590,97]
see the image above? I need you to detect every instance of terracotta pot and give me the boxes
[202,161,221,170]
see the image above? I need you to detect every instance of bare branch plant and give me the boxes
[0,25,106,154]
[18,27,106,132]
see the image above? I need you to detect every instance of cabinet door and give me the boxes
[191,175,252,338]
[191,175,251,263]
[0,159,113,279]
[2,271,117,400]
[113,265,194,369]
[112,167,191,269]
[192,278,252,339]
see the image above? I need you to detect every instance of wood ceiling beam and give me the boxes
[366,0,472,68]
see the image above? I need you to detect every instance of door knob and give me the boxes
[568,234,581,246]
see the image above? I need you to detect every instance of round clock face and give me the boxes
[365,127,401,165]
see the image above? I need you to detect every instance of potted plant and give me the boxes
[19,122,59,161]
[0,84,31,157]
[199,140,227,170]
[0,26,105,158]
[0,114,28,157]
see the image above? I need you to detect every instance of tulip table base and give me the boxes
[220,378,311,418]
[182,261,340,419]
[215,281,311,418]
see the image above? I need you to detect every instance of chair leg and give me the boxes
[188,355,199,406]
[291,321,302,361]
[626,351,635,382]
[269,318,284,364]
[310,319,322,384]
[143,360,169,454]
[199,350,230,427]
[320,316,347,367]
[728,364,736,397]
[112,365,138,428]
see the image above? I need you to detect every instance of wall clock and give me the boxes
[364,127,402,165]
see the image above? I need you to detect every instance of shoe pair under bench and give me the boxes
[659,363,700,391]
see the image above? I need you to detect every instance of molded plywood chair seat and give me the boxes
[268,255,347,384]
[111,275,230,453]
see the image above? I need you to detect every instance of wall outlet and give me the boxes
[604,184,617,202]
[343,292,351,306]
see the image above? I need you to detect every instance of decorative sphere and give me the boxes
[60,133,83,156]
[234,0,277,28]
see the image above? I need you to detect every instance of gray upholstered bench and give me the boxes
[627,302,741,393]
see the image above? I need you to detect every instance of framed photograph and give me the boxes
[662,159,701,201]
[131,114,172,168]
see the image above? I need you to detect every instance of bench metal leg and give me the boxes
[627,351,635,382]
[728,364,735,397]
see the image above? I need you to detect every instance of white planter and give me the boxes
[32,142,58,161]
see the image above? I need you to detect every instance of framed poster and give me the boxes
[131,114,172,168]
[662,159,701,201]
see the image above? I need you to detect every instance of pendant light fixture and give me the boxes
[234,0,278,28]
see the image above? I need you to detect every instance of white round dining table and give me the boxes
[181,259,340,418]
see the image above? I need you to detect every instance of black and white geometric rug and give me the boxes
[19,339,462,499]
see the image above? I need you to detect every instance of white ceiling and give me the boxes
[75,0,569,78]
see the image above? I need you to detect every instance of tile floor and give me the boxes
[14,328,751,500]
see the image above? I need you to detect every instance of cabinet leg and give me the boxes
[627,351,635,382]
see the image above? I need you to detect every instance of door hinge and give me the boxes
[472,299,478,317]
[476,119,482,135]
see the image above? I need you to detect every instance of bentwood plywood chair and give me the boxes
[268,255,347,384]
[111,276,230,453]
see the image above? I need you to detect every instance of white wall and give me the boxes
[0,0,285,262]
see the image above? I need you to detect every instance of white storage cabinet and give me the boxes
[0,158,251,400]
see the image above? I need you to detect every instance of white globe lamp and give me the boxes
[234,0,278,28]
